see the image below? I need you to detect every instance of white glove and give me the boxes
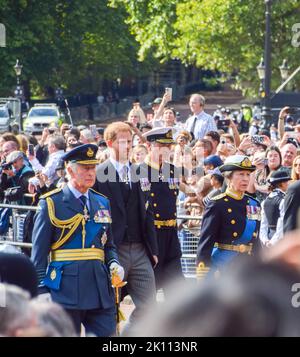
[109,262,125,282]
[37,293,52,303]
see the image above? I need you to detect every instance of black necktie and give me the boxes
[79,195,88,210]
[190,116,197,138]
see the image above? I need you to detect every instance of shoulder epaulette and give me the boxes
[89,188,108,200]
[40,188,62,199]
[245,193,260,204]
[211,192,227,201]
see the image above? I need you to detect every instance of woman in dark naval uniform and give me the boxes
[197,155,261,277]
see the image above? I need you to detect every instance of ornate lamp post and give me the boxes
[13,59,23,98]
[258,0,272,129]
[279,59,289,82]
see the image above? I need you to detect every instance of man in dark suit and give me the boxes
[31,144,124,337]
[94,122,158,325]
[283,180,300,233]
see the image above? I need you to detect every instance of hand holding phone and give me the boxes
[89,124,97,138]
[28,144,35,157]
[165,87,172,101]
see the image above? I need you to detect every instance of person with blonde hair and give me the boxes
[131,144,148,164]
[290,155,300,181]
[127,103,146,127]
[16,134,29,154]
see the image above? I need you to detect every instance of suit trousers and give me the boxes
[154,228,184,293]
[66,306,116,337]
[117,242,156,323]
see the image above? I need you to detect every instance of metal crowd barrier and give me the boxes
[177,215,202,279]
[0,202,38,251]
[0,202,202,278]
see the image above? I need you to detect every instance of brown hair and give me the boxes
[1,132,20,149]
[221,133,235,144]
[177,130,192,143]
[104,122,132,142]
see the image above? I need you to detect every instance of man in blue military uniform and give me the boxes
[31,143,124,336]
[197,155,261,277]
[142,127,184,292]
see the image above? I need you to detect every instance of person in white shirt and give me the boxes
[185,93,217,140]
[29,135,65,186]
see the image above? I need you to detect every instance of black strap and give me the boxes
[190,116,197,138]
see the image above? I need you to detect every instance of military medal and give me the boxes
[83,206,90,221]
[246,205,261,220]
[140,178,151,192]
[94,209,112,223]
[101,232,107,245]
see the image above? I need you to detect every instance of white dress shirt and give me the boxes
[110,157,131,187]
[68,182,90,211]
[29,150,65,184]
[185,110,217,139]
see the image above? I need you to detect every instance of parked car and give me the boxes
[23,103,65,134]
[0,103,16,133]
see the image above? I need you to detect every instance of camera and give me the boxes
[1,162,13,170]
[0,161,13,174]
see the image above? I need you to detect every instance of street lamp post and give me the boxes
[55,85,64,105]
[279,59,289,82]
[13,59,23,130]
[261,0,272,129]
[13,59,23,98]
[257,57,265,100]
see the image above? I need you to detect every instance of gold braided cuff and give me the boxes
[154,219,177,228]
[196,262,210,280]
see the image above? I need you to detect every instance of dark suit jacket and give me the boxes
[94,160,158,264]
[283,180,300,233]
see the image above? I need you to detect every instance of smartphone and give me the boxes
[251,135,264,144]
[289,132,298,139]
[89,124,97,137]
[165,87,172,101]
[217,119,230,129]
[28,144,34,156]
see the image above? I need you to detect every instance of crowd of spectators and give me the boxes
[1,91,300,336]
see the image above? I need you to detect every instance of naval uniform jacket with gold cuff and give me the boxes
[196,190,261,270]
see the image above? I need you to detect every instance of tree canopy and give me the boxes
[110,0,300,95]
[0,0,151,96]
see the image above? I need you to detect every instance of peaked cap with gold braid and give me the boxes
[62,143,99,165]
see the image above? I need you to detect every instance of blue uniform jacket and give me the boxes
[31,185,119,310]
[197,191,261,270]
